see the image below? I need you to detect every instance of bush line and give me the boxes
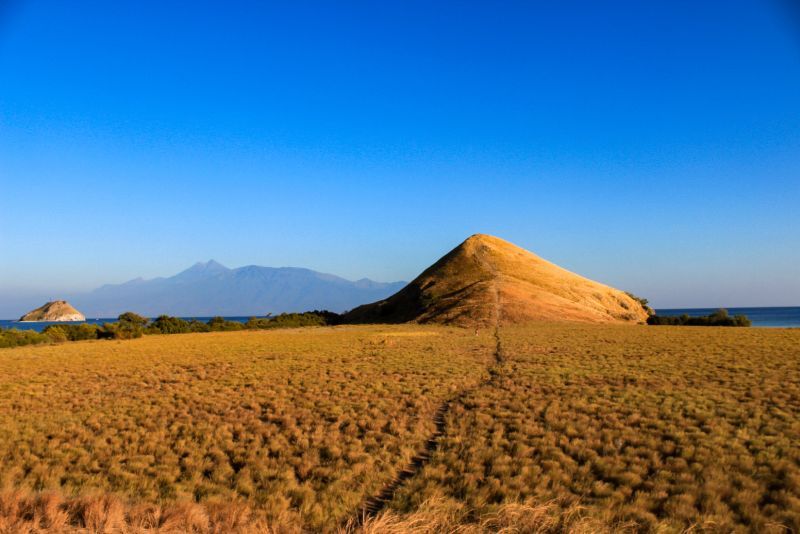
[0,311,341,348]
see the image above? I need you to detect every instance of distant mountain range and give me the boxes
[10,261,405,318]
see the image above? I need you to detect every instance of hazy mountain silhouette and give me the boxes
[65,261,405,317]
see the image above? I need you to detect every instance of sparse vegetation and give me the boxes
[624,292,654,316]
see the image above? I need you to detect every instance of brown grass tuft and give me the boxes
[345,498,624,533]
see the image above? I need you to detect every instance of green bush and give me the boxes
[43,326,69,343]
[118,312,149,328]
[245,311,340,329]
[3,309,344,351]
[625,292,655,316]
[0,328,51,348]
[207,316,245,332]
[98,322,143,340]
[187,320,211,333]
[148,315,192,334]
[43,323,101,341]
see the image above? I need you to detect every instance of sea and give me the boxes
[1,308,799,331]
[0,316,255,333]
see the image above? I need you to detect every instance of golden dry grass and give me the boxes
[1,323,799,532]
[0,491,609,533]
[0,326,494,530]
[393,323,800,532]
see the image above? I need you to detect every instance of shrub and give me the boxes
[187,320,211,333]
[207,317,245,332]
[43,323,101,341]
[43,326,69,343]
[118,312,149,328]
[647,309,751,327]
[98,322,143,340]
[148,315,192,334]
[0,328,50,348]
[246,311,341,330]
[625,292,654,316]
[3,309,343,350]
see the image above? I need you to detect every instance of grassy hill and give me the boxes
[345,234,650,326]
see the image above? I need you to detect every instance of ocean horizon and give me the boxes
[1,306,798,331]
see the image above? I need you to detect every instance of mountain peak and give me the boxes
[171,260,231,282]
[344,234,649,326]
[191,259,228,271]
[181,259,230,274]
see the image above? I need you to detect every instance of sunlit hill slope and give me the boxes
[345,234,649,326]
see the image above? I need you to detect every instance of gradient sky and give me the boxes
[1,0,799,309]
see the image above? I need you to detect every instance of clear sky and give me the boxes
[1,0,799,308]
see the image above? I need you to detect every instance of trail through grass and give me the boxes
[0,326,494,530]
[353,265,509,523]
[392,323,800,532]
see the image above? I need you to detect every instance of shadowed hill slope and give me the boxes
[344,234,649,326]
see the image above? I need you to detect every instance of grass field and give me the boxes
[395,324,800,532]
[1,324,798,532]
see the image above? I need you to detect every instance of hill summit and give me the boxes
[19,300,85,322]
[344,234,649,326]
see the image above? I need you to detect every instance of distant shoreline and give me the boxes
[2,306,799,330]
[17,320,82,323]
[655,306,800,328]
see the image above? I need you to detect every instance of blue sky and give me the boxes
[1,0,799,308]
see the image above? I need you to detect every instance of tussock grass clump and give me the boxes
[0,490,292,532]
[349,497,620,533]
[0,492,614,533]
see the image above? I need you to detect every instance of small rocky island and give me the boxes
[19,300,85,322]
